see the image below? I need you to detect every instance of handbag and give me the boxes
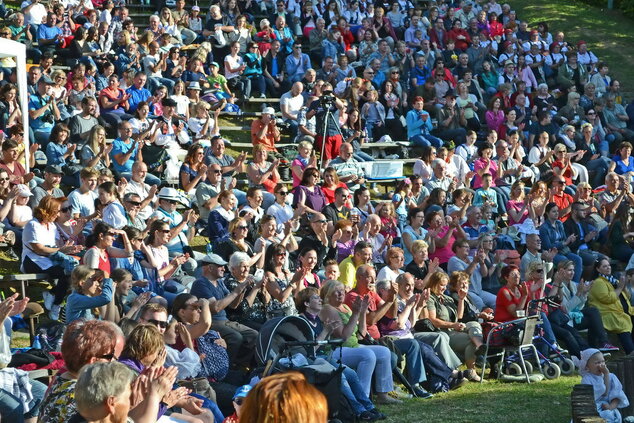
[414,318,439,333]
[197,330,230,382]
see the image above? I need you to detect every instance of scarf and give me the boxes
[599,273,619,288]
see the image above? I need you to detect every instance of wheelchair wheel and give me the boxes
[559,358,574,376]
[542,362,561,379]
[524,361,534,375]
[507,362,523,376]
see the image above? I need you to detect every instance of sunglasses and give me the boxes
[237,225,248,230]
[213,169,222,174]
[127,200,142,206]
[234,398,245,406]
[147,318,168,329]
[158,229,171,233]
[60,206,72,213]
[278,191,289,195]
[0,177,10,182]
[106,231,117,237]
[312,219,327,224]
[165,199,178,204]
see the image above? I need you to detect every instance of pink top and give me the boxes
[428,225,455,264]
[485,109,505,132]
[472,158,498,189]
[291,157,306,187]
[507,199,529,225]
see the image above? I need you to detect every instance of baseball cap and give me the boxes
[44,164,64,175]
[201,253,228,266]
[262,107,275,115]
[233,385,252,400]
[192,5,200,11]
[16,184,33,197]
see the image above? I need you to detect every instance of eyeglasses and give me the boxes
[249,45,258,49]
[276,252,286,256]
[147,318,168,328]
[237,225,248,230]
[60,206,72,213]
[587,112,596,115]
[278,191,289,195]
[127,200,141,206]
[312,219,328,224]
[165,199,178,204]
[294,45,302,49]
[391,71,399,74]
[0,32,10,36]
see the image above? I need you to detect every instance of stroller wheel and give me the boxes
[542,362,561,379]
[559,358,575,376]
[506,362,523,376]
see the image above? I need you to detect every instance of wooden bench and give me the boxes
[570,384,605,423]
[607,355,634,417]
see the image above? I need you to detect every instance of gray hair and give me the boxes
[395,272,414,286]
[229,251,251,270]
[466,205,481,216]
[75,362,135,411]
[375,279,391,292]
[431,158,445,169]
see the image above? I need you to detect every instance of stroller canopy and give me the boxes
[255,316,316,366]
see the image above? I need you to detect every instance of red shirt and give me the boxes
[345,289,383,340]
[552,192,574,222]
[552,160,574,186]
[495,285,521,322]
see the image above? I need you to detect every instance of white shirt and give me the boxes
[21,219,58,271]
[280,92,304,120]
[224,54,244,80]
[21,1,47,25]
[102,201,127,229]
[125,179,155,220]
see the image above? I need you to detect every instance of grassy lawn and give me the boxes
[379,375,579,423]
[508,0,634,95]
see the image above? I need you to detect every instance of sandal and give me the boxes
[463,369,482,382]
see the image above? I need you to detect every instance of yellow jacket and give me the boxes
[338,255,359,291]
[588,276,633,333]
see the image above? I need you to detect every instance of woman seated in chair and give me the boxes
[426,271,484,382]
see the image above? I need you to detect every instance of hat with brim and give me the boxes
[188,81,202,91]
[233,385,252,400]
[44,164,63,175]
[157,187,188,205]
[444,89,456,98]
[16,184,33,197]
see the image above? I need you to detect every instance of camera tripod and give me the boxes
[318,103,344,172]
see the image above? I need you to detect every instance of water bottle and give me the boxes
[32,335,42,349]
[206,242,213,255]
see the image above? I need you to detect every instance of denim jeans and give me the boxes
[393,338,426,386]
[334,345,393,397]
[410,133,443,148]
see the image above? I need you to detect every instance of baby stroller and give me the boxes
[255,316,356,422]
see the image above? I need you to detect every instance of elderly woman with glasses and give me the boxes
[225,251,270,330]
[447,240,495,310]
[23,196,84,320]
[39,320,125,423]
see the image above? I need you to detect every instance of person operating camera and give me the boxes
[307,82,346,167]
[251,106,281,153]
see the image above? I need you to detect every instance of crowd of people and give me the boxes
[1,0,634,421]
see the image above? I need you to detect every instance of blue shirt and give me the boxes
[125,85,151,113]
[190,277,231,321]
[28,93,54,131]
[46,142,68,166]
[612,155,634,176]
[37,24,62,42]
[110,137,138,174]
[65,278,113,324]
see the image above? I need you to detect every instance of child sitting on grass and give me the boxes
[573,348,633,423]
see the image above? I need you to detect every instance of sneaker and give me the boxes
[375,393,403,405]
[358,410,378,421]
[49,304,61,321]
[369,409,386,420]
[449,375,468,390]
[412,385,433,399]
[259,93,267,98]
[4,248,18,261]
[388,385,411,400]
[599,343,620,352]
[42,291,54,311]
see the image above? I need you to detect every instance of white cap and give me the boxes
[16,184,33,197]
[262,107,275,115]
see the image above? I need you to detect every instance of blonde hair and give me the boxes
[71,265,96,293]
[120,325,164,363]
[411,240,429,254]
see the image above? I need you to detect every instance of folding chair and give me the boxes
[480,315,541,383]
